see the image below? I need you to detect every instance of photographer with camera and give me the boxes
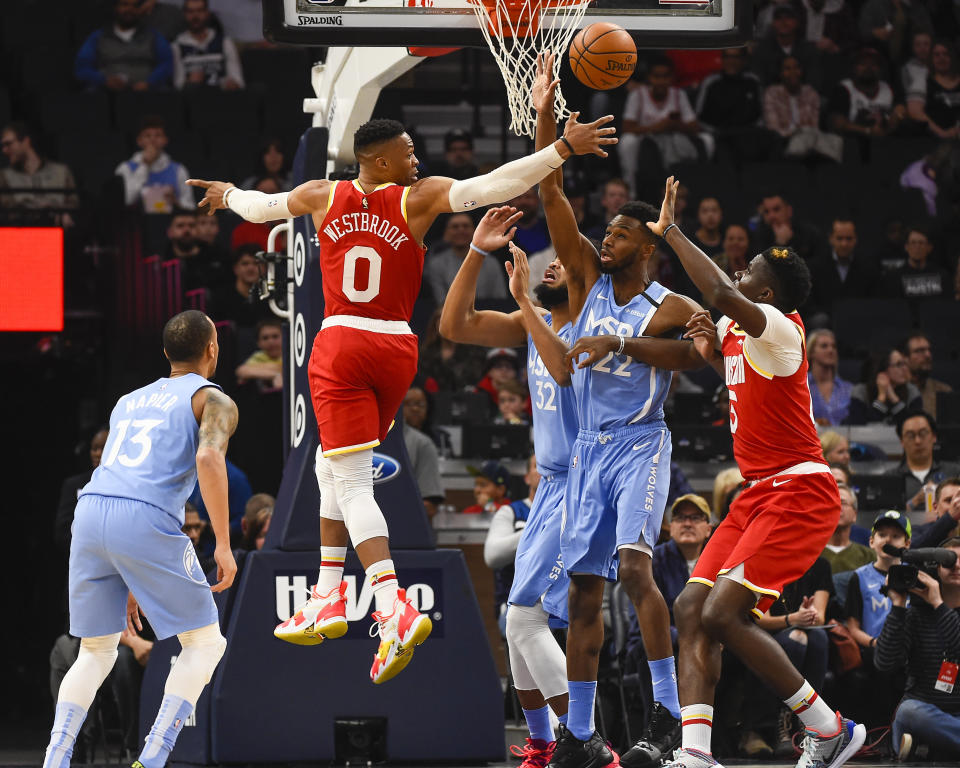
[875,537,960,760]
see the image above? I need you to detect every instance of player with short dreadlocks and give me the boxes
[646,177,865,768]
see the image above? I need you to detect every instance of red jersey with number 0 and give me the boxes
[317,180,426,321]
[719,308,825,480]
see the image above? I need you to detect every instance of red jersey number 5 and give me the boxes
[343,245,382,303]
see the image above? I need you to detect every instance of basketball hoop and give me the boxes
[468,0,590,138]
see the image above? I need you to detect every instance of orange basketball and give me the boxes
[569,22,637,90]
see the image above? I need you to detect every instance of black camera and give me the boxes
[882,545,958,594]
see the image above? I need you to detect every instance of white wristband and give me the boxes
[616,335,625,355]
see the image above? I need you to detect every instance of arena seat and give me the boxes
[114,90,186,135]
[39,91,112,139]
[239,47,313,89]
[185,89,263,133]
[869,135,940,188]
[832,298,912,358]
[57,130,129,204]
[667,161,740,211]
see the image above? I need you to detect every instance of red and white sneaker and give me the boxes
[510,737,556,768]
[368,588,432,684]
[274,581,348,646]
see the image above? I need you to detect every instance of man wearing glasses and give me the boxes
[895,410,960,514]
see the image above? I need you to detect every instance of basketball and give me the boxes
[569,22,637,90]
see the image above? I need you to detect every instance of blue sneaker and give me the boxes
[795,713,865,768]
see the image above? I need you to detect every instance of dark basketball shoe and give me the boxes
[620,702,681,768]
[547,725,620,768]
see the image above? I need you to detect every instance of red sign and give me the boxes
[0,227,64,331]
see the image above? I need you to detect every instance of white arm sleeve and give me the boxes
[225,187,293,223]
[483,506,525,569]
[448,143,566,211]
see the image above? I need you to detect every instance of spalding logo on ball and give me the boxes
[569,22,637,90]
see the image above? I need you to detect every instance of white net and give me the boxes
[468,0,590,138]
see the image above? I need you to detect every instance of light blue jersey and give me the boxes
[510,314,578,620]
[571,275,674,431]
[82,373,219,524]
[528,314,578,474]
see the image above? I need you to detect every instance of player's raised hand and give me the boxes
[187,178,235,215]
[683,309,717,361]
[562,112,617,157]
[647,175,680,237]
[472,205,522,252]
[564,335,619,373]
[531,52,561,115]
[126,591,143,634]
[505,241,531,302]
[211,545,237,593]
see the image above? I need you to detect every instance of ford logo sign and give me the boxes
[371,453,401,485]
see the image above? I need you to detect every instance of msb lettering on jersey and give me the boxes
[322,212,409,251]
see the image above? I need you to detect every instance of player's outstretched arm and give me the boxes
[187,177,332,222]
[564,334,705,374]
[439,206,529,347]
[651,177,768,338]
[532,52,600,316]
[195,388,239,593]
[506,241,573,386]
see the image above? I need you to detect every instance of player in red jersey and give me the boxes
[187,116,615,683]
[645,178,866,768]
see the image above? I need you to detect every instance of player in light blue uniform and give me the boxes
[440,205,579,764]
[527,53,709,768]
[43,311,239,768]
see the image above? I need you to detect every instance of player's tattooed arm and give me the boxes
[439,206,528,347]
[651,177,768,338]
[196,389,239,592]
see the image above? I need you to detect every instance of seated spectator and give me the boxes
[240,502,272,551]
[901,30,932,98]
[848,348,922,425]
[194,206,228,260]
[402,386,444,519]
[183,502,214,571]
[475,347,521,411]
[806,329,853,426]
[483,454,538,621]
[896,410,960,514]
[907,40,960,140]
[230,176,288,250]
[418,308,487,394]
[763,56,842,162]
[901,331,954,418]
[429,128,479,180]
[172,0,244,90]
[426,213,507,304]
[820,430,850,469]
[695,48,769,162]
[211,244,271,328]
[584,178,629,242]
[75,0,173,90]
[713,223,750,277]
[875,535,960,761]
[509,188,555,288]
[809,219,879,315]
[829,462,852,489]
[463,460,511,514]
[494,380,529,426]
[654,494,712,636]
[240,138,292,191]
[116,116,193,213]
[911,476,960,549]
[188,455,252,536]
[236,318,283,391]
[754,191,826,265]
[800,0,858,55]
[0,122,78,217]
[826,47,906,140]
[845,511,910,654]
[822,485,876,575]
[884,226,951,299]
[54,427,109,556]
[620,55,711,195]
[712,466,744,522]
[859,0,933,64]
[689,197,724,259]
[899,143,952,217]
[751,5,821,88]
[164,208,225,292]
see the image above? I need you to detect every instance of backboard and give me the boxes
[263,0,752,49]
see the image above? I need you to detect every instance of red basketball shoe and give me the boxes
[274,581,348,645]
[368,588,432,684]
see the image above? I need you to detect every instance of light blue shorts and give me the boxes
[69,494,218,640]
[562,421,671,580]
[508,472,569,623]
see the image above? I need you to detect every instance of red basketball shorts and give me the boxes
[690,465,840,615]
[307,323,418,457]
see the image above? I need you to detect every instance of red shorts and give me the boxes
[690,467,840,615]
[307,324,418,456]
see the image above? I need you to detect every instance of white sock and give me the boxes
[366,558,399,614]
[43,702,87,768]
[784,680,838,734]
[681,704,714,754]
[317,546,346,595]
[137,694,193,768]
